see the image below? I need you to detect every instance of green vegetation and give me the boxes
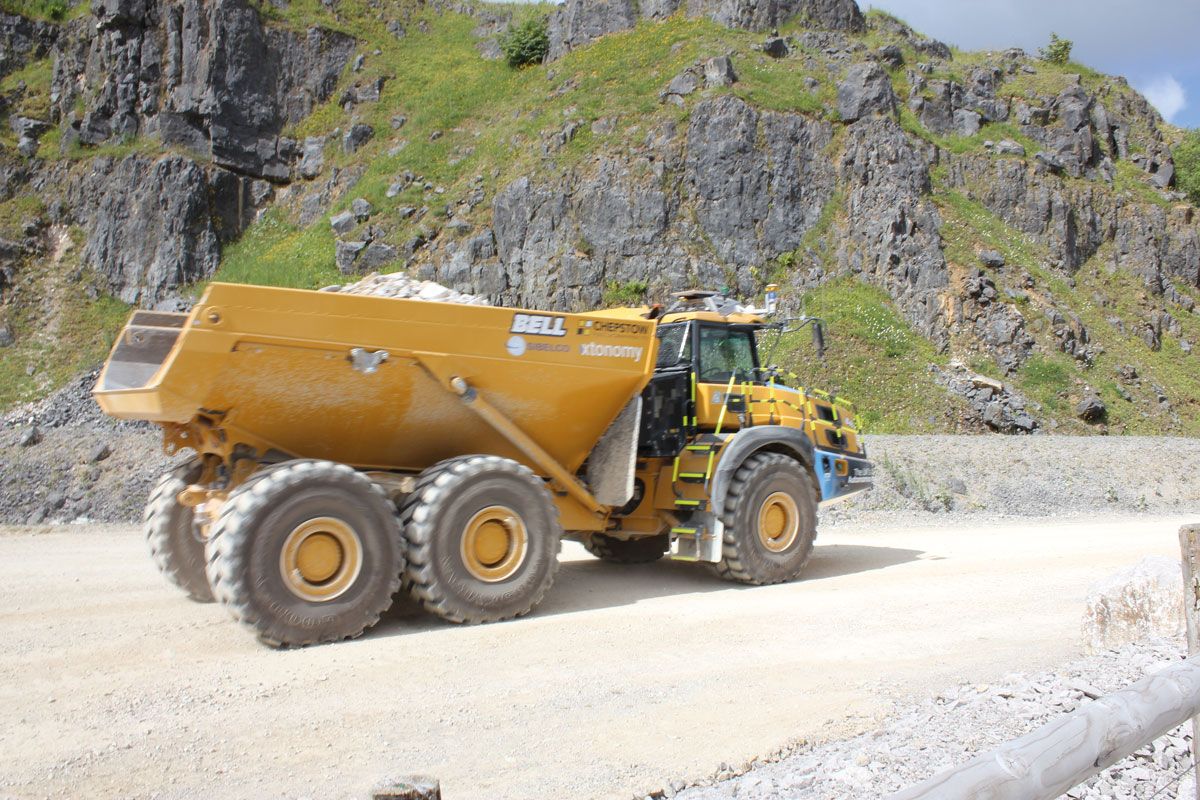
[500,14,549,68]
[776,278,957,433]
[0,57,54,126]
[1176,129,1200,205]
[0,225,131,409]
[0,0,73,20]
[602,280,648,306]
[1038,33,1074,66]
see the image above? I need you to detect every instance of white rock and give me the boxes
[1082,556,1184,654]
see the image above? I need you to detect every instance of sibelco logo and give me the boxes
[511,313,568,338]
[506,336,527,357]
[580,342,644,361]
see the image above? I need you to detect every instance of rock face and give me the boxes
[52,0,355,181]
[479,96,838,309]
[838,117,948,346]
[837,63,897,122]
[1082,556,1184,654]
[547,0,863,59]
[0,12,57,79]
[68,155,266,304]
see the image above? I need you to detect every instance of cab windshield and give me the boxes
[698,326,757,383]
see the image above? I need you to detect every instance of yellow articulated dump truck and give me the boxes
[94,283,872,646]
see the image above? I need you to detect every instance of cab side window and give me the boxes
[698,327,756,383]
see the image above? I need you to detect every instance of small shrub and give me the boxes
[1175,129,1200,205]
[602,280,648,307]
[500,16,549,69]
[1038,33,1073,66]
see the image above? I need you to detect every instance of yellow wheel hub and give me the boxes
[279,517,363,602]
[460,506,528,583]
[757,492,800,553]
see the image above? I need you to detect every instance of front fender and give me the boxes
[710,426,816,517]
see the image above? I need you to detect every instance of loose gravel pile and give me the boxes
[826,434,1200,521]
[321,272,490,304]
[662,639,1193,800]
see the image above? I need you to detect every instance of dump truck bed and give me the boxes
[95,283,658,474]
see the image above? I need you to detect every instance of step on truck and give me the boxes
[94,283,872,646]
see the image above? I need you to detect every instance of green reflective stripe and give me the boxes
[674,499,701,507]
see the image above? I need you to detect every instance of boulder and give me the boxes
[358,242,399,271]
[1075,394,1106,423]
[0,324,12,347]
[1083,556,1184,654]
[330,211,356,235]
[19,426,40,447]
[837,63,897,122]
[335,240,367,274]
[351,198,373,222]
[995,139,1026,157]
[762,36,789,58]
[703,56,737,87]
[979,250,1005,268]
[298,137,325,179]
[343,123,374,154]
[952,108,981,137]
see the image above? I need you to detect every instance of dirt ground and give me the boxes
[0,514,1194,800]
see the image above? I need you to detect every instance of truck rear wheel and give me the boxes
[713,453,817,585]
[400,456,560,624]
[205,460,404,647]
[583,533,669,564]
[145,459,214,603]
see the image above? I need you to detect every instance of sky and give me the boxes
[862,0,1200,128]
[503,0,1199,128]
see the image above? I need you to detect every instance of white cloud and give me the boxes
[1137,75,1187,122]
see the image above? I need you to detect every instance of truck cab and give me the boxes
[637,293,872,506]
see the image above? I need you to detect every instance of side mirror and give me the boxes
[812,321,826,360]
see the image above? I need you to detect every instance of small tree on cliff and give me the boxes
[1039,33,1074,65]
[1176,130,1200,205]
[501,16,550,69]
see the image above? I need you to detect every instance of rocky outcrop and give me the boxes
[838,117,949,348]
[51,0,355,181]
[685,95,836,265]
[547,0,863,59]
[68,155,268,304]
[470,96,839,309]
[0,12,57,79]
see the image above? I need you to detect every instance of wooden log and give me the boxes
[886,656,1200,800]
[1180,524,1200,800]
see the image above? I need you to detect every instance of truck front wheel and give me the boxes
[400,456,560,624]
[205,460,405,647]
[144,459,214,603]
[713,453,818,585]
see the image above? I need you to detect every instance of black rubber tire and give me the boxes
[400,455,560,624]
[583,533,669,564]
[144,459,214,603]
[712,452,818,585]
[205,460,404,647]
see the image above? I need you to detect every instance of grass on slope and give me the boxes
[774,278,957,434]
[213,4,847,289]
[935,186,1200,434]
[0,227,130,409]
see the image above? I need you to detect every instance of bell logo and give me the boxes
[510,313,568,338]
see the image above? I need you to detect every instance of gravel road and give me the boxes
[1,514,1193,800]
